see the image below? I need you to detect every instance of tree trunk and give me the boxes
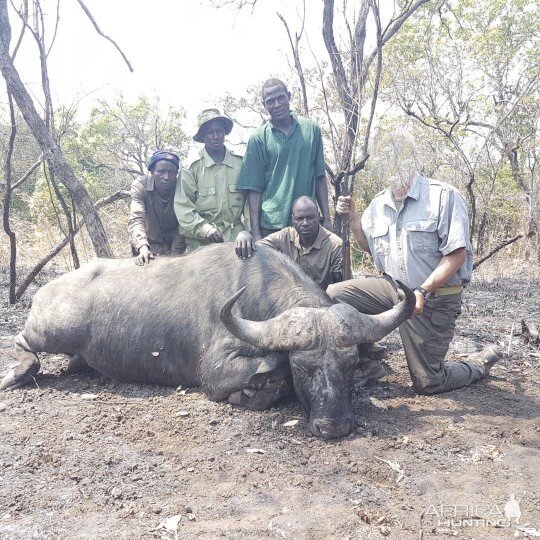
[3,91,17,304]
[0,0,112,258]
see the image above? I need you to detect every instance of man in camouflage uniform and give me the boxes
[174,109,248,250]
[129,150,186,266]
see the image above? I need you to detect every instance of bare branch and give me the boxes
[45,0,61,57]
[9,0,27,59]
[360,0,383,162]
[75,0,133,72]
[277,10,309,116]
[3,90,17,303]
[11,157,42,190]
[473,230,536,270]
[362,0,430,80]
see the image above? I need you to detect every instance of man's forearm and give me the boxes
[420,248,467,292]
[315,175,331,222]
[247,191,263,239]
[128,216,148,251]
[349,213,371,254]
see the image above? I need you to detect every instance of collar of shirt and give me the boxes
[268,111,299,135]
[290,225,324,254]
[381,175,423,210]
[144,174,155,191]
[201,146,236,169]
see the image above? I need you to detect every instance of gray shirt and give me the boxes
[361,176,473,289]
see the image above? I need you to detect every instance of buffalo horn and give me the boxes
[332,280,416,346]
[220,287,322,351]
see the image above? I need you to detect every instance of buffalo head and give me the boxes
[220,282,415,439]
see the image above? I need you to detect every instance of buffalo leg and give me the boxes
[204,351,292,411]
[66,354,92,373]
[0,334,41,391]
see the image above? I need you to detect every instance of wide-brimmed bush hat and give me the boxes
[193,108,233,143]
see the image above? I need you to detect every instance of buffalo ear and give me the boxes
[355,344,371,366]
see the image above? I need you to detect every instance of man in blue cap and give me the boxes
[129,150,186,265]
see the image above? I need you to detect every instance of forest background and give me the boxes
[1,0,539,303]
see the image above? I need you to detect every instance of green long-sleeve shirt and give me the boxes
[174,147,248,248]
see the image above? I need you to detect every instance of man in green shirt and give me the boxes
[235,79,331,246]
[174,108,248,250]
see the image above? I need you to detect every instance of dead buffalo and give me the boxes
[0,244,414,439]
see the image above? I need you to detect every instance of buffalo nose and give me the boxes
[311,418,352,440]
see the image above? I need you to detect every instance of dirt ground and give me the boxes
[0,260,539,540]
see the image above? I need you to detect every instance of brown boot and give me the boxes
[467,346,503,376]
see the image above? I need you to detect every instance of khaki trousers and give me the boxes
[327,277,485,395]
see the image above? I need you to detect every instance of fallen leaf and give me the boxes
[110,487,123,499]
[374,456,406,483]
[357,509,371,524]
[156,514,182,532]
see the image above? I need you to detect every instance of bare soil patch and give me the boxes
[1,262,539,539]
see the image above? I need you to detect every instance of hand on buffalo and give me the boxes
[235,230,256,259]
[206,227,224,243]
[135,245,154,266]
[335,195,355,216]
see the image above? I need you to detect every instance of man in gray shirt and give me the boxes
[328,132,501,395]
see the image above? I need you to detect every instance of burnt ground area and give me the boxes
[0,264,539,540]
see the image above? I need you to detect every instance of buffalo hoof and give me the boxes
[66,354,93,373]
[310,417,352,439]
[0,360,41,391]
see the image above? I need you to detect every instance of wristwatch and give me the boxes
[416,286,432,301]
